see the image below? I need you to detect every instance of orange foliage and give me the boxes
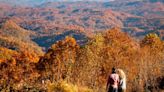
[37,36,79,82]
[0,28,163,91]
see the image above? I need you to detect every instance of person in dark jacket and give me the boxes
[107,67,120,92]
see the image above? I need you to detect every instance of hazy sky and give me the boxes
[0,0,115,6]
[0,0,115,2]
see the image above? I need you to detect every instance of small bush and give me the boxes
[47,81,78,92]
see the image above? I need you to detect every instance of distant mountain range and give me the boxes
[1,0,164,6]
[0,0,163,49]
[0,0,115,6]
[0,0,163,7]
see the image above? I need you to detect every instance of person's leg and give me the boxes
[118,88,121,92]
[108,86,113,92]
[113,88,118,92]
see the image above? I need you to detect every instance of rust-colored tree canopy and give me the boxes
[0,28,163,92]
[0,0,163,91]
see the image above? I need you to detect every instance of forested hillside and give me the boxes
[0,0,163,49]
[0,0,163,92]
[0,28,163,91]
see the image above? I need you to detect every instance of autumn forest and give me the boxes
[0,0,163,92]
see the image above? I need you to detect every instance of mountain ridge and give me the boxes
[0,0,115,6]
